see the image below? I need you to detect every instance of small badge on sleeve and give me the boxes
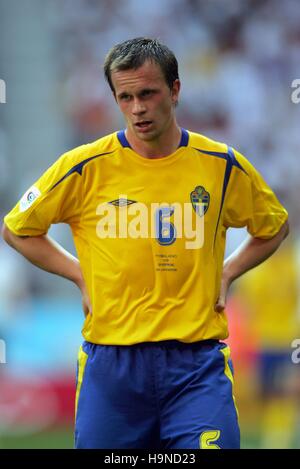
[19,186,41,212]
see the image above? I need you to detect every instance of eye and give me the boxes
[141,90,153,97]
[120,94,131,102]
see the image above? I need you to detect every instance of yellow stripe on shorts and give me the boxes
[220,345,239,420]
[75,345,88,418]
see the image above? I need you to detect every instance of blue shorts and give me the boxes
[75,339,240,449]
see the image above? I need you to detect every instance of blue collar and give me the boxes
[117,128,189,149]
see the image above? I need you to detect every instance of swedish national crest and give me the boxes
[190,186,210,217]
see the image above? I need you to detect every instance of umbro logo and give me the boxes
[108,198,137,207]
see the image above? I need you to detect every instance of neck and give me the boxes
[125,121,182,159]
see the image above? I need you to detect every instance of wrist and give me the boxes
[222,264,235,285]
[70,261,85,290]
[75,276,84,291]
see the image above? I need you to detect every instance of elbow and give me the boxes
[1,223,16,248]
[2,223,31,251]
[1,223,10,244]
[283,220,290,240]
[1,222,10,243]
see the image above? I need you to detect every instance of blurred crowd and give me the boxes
[46,0,300,209]
[0,0,300,448]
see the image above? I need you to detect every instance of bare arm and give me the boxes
[215,220,289,312]
[1,223,91,316]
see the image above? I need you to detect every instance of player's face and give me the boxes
[111,60,180,142]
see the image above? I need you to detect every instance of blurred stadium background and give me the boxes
[0,0,299,449]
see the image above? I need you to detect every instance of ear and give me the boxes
[171,79,181,105]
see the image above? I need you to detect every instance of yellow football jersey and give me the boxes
[4,129,288,345]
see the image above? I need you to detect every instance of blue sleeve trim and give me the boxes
[193,146,247,174]
[213,147,248,245]
[193,145,248,246]
[227,146,247,175]
[49,151,115,192]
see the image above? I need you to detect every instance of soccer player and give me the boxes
[1,38,289,449]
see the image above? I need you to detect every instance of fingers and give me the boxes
[215,296,226,313]
[215,278,230,312]
[82,295,92,317]
[79,281,92,317]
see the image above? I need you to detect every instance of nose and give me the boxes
[132,98,146,115]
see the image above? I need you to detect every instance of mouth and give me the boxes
[134,120,153,131]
